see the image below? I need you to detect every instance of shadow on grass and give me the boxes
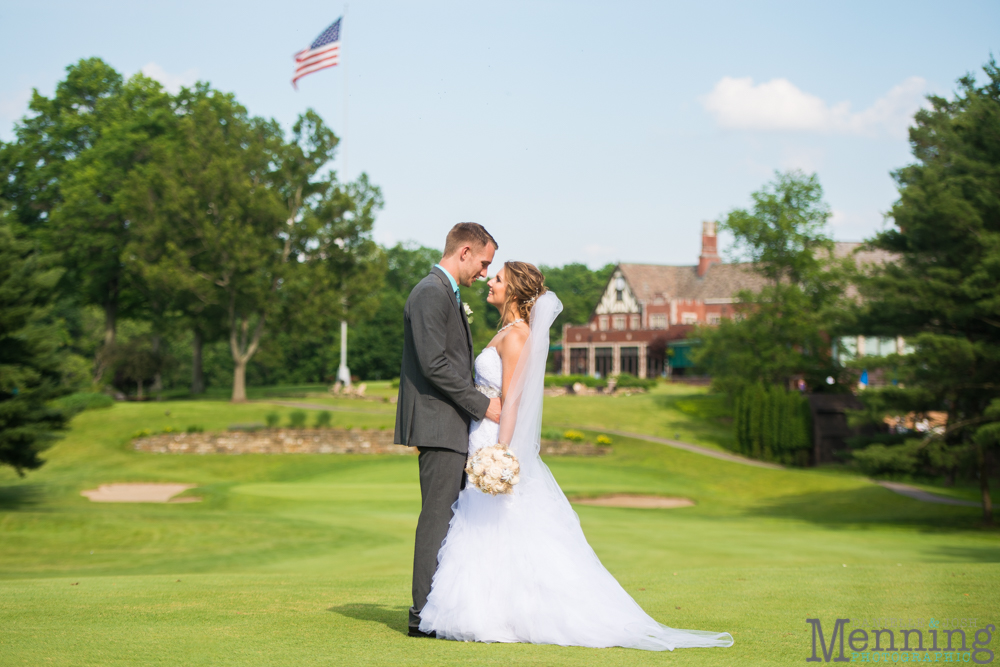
[328,603,409,636]
[929,545,1000,563]
[744,485,991,533]
[0,483,44,511]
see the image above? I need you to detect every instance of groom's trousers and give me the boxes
[410,446,467,631]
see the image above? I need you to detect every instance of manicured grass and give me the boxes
[0,398,997,666]
[544,382,736,451]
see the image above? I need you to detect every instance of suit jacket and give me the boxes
[394,267,490,453]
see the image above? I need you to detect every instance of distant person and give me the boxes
[395,241,733,651]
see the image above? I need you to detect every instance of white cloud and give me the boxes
[0,89,32,140]
[701,76,927,138]
[140,62,199,94]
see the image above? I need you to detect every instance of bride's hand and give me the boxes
[485,397,502,423]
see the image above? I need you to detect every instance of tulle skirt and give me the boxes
[419,419,734,651]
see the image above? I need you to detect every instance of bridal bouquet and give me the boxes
[465,445,520,495]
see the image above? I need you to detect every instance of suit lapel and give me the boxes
[431,267,475,366]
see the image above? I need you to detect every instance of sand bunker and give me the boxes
[571,495,695,509]
[81,483,199,503]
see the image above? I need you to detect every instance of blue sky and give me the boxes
[2,1,998,269]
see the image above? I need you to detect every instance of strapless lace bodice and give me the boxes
[469,347,501,453]
[474,347,502,397]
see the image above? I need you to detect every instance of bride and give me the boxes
[418,261,734,651]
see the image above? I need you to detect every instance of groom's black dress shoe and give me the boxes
[408,628,436,639]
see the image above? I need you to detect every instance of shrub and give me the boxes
[390,378,400,389]
[54,392,114,413]
[543,374,606,389]
[852,440,923,476]
[734,384,811,464]
[131,428,152,439]
[185,425,204,433]
[315,412,332,428]
[596,434,612,446]
[265,412,280,428]
[612,373,656,390]
[162,426,176,434]
[540,428,564,441]
[563,430,585,442]
[289,411,307,429]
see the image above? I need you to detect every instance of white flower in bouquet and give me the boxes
[465,444,520,495]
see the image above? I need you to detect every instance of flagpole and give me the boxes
[336,6,352,389]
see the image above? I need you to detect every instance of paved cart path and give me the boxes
[874,481,980,506]
[600,431,981,507]
[599,429,785,469]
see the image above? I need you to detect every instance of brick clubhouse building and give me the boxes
[560,222,894,379]
[560,222,768,379]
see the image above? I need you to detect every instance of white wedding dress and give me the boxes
[419,294,733,651]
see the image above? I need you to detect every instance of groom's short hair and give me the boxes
[443,222,498,258]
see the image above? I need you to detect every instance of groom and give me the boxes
[394,222,502,638]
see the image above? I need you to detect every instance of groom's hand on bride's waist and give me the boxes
[485,397,501,423]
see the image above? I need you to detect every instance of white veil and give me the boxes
[497,291,563,496]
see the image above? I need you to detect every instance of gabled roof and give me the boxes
[617,242,897,303]
[617,262,768,302]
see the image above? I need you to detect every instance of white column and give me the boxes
[588,345,595,377]
[612,343,621,375]
[337,319,351,387]
[638,342,647,379]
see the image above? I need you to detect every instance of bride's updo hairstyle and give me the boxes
[501,261,547,325]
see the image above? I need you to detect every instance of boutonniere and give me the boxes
[463,302,474,323]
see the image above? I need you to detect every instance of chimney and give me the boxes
[697,220,721,277]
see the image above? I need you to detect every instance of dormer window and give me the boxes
[615,276,625,302]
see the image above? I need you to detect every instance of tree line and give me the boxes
[0,58,613,475]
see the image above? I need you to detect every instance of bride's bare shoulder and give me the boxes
[496,323,529,358]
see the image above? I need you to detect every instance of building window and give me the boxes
[615,276,625,302]
[594,347,613,379]
[681,312,697,325]
[613,315,626,330]
[706,313,721,325]
[649,314,667,329]
[569,348,589,375]
[629,315,640,330]
[619,347,639,376]
[599,316,608,331]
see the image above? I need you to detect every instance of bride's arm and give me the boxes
[496,326,528,407]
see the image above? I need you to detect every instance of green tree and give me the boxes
[349,243,439,380]
[122,84,383,401]
[853,60,1000,523]
[0,218,70,475]
[1,60,174,380]
[697,170,845,397]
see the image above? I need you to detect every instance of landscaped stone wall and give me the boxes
[133,429,609,457]
[134,428,404,455]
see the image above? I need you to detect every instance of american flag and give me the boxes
[292,18,341,89]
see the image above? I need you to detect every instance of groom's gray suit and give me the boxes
[394,266,490,633]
